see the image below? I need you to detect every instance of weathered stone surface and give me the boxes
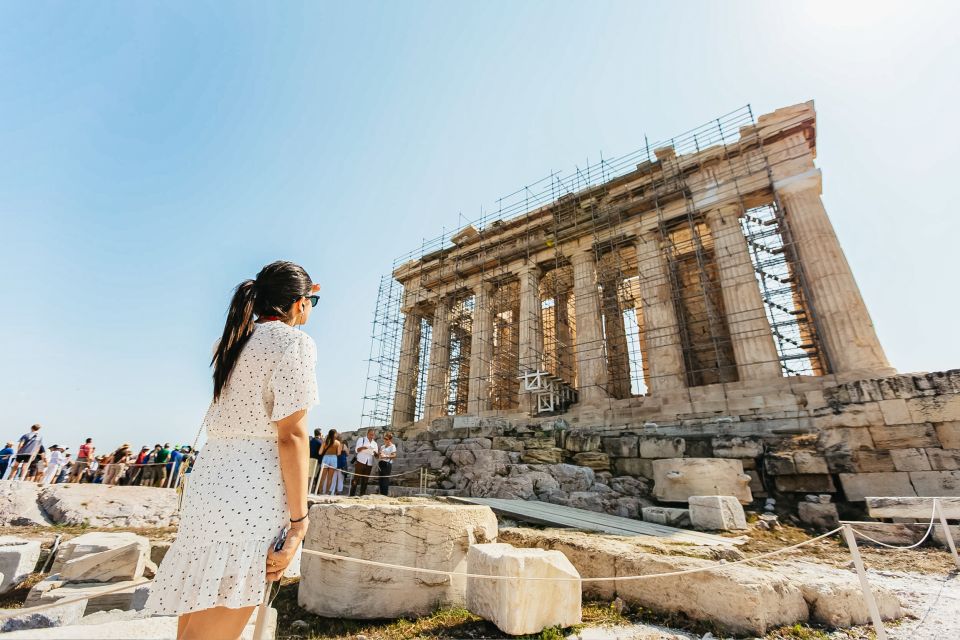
[465,543,581,635]
[603,436,639,458]
[61,542,145,583]
[608,476,649,497]
[491,436,524,452]
[774,474,836,493]
[148,541,171,567]
[771,561,900,628]
[641,507,690,528]
[926,448,960,470]
[1,609,276,639]
[38,485,178,528]
[0,538,42,595]
[563,431,602,453]
[908,470,960,496]
[793,452,829,475]
[652,459,752,504]
[0,481,51,526]
[764,452,797,475]
[868,424,939,450]
[567,492,605,513]
[0,600,87,633]
[26,579,143,614]
[549,464,595,493]
[638,437,685,459]
[572,452,610,472]
[797,501,839,530]
[711,436,763,459]
[935,422,960,449]
[299,498,498,619]
[521,448,563,465]
[51,533,151,574]
[613,458,653,479]
[688,496,747,531]
[890,448,932,471]
[817,427,874,452]
[865,496,960,519]
[838,472,916,501]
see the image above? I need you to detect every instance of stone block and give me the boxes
[797,501,839,530]
[652,459,752,504]
[793,452,829,475]
[868,424,939,450]
[865,496,960,519]
[847,450,896,473]
[572,452,610,472]
[877,399,911,425]
[612,457,653,479]
[0,481,50,526]
[27,579,142,614]
[638,437,685,459]
[813,405,883,429]
[817,427,874,452]
[908,395,960,423]
[491,437,524,452]
[908,470,960,496]
[563,430,602,453]
[688,496,747,531]
[51,533,151,574]
[935,422,960,449]
[38,485,179,528]
[0,599,86,633]
[61,542,145,583]
[521,448,563,465]
[764,452,796,476]
[711,436,763,459]
[0,538,42,595]
[640,506,691,527]
[925,448,960,471]
[889,448,932,471]
[299,499,498,619]
[774,474,836,493]
[839,472,916,501]
[602,436,638,458]
[465,543,581,636]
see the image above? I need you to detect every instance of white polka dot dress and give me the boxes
[146,321,318,616]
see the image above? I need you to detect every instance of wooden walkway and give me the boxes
[450,497,744,546]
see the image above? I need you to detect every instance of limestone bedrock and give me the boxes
[298,497,498,619]
[465,542,581,635]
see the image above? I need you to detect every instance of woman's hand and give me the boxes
[265,519,309,582]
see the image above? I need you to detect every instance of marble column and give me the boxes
[424,298,451,420]
[391,310,422,425]
[468,282,495,414]
[601,276,631,398]
[517,264,543,411]
[776,168,890,374]
[634,230,687,393]
[554,292,576,382]
[571,249,609,404]
[704,204,783,381]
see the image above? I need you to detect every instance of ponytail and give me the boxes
[212,279,257,400]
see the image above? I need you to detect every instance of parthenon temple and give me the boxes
[366,101,893,430]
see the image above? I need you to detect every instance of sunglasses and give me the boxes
[305,295,319,308]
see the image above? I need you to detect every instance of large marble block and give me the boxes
[61,542,145,583]
[51,532,150,574]
[652,459,752,504]
[298,498,498,619]
[688,496,747,531]
[0,537,42,594]
[465,543,581,635]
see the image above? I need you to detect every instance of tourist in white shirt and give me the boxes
[42,445,66,485]
[377,432,397,496]
[349,429,378,497]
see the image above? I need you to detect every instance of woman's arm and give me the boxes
[267,408,310,581]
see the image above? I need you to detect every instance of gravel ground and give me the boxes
[867,567,960,640]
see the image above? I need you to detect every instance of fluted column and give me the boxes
[705,204,782,381]
[776,169,890,374]
[391,310,422,425]
[635,230,686,393]
[601,276,631,398]
[554,292,576,382]
[424,298,451,420]
[468,282,495,414]
[517,264,544,411]
[571,249,609,404]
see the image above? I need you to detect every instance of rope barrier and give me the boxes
[847,498,940,550]
[299,526,844,582]
[0,577,153,621]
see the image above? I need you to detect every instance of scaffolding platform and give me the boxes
[449,496,745,546]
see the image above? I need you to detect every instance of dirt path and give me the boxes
[867,568,960,640]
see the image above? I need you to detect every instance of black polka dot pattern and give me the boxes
[145,321,318,615]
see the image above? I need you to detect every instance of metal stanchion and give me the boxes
[841,523,888,640]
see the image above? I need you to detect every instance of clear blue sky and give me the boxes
[2,1,958,450]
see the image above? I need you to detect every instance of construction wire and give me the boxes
[847,499,941,551]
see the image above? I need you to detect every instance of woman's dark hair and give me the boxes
[212,260,312,400]
[323,429,338,449]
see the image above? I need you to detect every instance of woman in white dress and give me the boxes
[146,260,320,640]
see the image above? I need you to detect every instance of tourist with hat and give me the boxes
[41,445,66,485]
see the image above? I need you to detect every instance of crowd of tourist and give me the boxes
[0,424,197,488]
[2,423,401,496]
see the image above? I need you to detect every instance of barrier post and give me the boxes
[841,524,888,640]
[933,497,960,569]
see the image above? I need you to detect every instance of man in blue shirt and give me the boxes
[166,447,185,488]
[0,441,14,480]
